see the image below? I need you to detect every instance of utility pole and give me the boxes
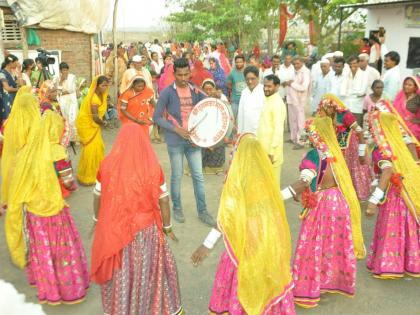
[112,0,119,101]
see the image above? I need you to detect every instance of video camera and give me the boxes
[36,48,58,67]
[35,48,59,88]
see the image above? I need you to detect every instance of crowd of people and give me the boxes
[0,32,419,315]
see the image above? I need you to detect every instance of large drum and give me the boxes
[188,98,234,148]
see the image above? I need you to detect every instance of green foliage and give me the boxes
[166,0,278,49]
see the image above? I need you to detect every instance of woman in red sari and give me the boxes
[91,123,182,315]
[191,60,212,87]
[118,75,155,135]
[393,76,420,141]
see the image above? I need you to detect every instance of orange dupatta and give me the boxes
[90,123,163,284]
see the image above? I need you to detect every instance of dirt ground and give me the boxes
[1,127,419,315]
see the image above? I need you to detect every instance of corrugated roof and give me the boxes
[0,0,9,7]
[341,0,418,9]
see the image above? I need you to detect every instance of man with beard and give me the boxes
[257,74,286,183]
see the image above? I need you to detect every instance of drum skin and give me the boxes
[188,98,234,148]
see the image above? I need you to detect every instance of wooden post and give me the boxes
[20,26,28,58]
[112,0,119,101]
[90,35,95,79]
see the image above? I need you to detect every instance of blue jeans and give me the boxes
[167,142,207,215]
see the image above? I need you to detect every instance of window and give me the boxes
[1,13,21,42]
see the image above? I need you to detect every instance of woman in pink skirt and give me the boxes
[2,90,89,305]
[91,123,182,315]
[191,134,296,315]
[281,117,365,308]
[366,109,420,278]
[317,94,372,200]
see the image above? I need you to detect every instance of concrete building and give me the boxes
[341,0,420,77]
[0,1,99,80]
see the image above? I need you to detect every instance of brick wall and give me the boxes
[28,29,92,81]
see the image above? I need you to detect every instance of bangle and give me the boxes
[203,228,222,249]
[163,224,172,235]
[281,186,295,200]
[358,143,366,156]
[368,187,384,205]
[92,215,98,222]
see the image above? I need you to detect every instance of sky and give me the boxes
[105,0,174,31]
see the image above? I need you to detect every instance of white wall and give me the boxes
[366,5,420,78]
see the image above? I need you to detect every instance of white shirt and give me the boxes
[278,64,295,98]
[330,72,347,101]
[237,83,265,134]
[362,65,380,94]
[311,70,333,112]
[344,68,368,114]
[151,60,164,74]
[382,65,401,102]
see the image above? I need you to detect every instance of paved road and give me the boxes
[1,127,419,315]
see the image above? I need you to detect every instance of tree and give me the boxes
[289,0,367,53]
[166,0,278,52]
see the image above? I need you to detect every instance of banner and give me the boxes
[278,4,294,47]
[7,0,111,34]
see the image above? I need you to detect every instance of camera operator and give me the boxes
[31,57,51,87]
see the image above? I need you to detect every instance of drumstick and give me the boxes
[189,112,208,133]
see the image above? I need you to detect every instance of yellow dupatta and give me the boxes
[1,87,39,207]
[218,134,293,315]
[5,99,65,268]
[76,76,108,145]
[377,112,420,220]
[313,117,366,259]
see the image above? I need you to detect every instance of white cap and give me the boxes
[334,51,344,57]
[323,52,334,59]
[132,55,142,62]
[320,58,330,65]
[358,53,369,61]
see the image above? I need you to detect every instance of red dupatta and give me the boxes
[90,123,163,284]
[191,60,212,87]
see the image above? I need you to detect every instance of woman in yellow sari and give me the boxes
[2,90,89,304]
[76,75,110,185]
[191,134,295,315]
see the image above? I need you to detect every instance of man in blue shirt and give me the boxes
[153,58,216,227]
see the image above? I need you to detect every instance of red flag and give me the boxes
[309,19,316,45]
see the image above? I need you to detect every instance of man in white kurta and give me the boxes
[257,74,286,184]
[382,51,402,102]
[237,66,265,134]
[331,57,347,101]
[55,63,78,142]
[311,59,333,114]
[359,53,380,94]
[344,56,368,126]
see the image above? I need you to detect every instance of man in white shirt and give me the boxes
[334,51,350,75]
[237,65,265,134]
[311,59,333,114]
[150,39,164,61]
[55,62,78,142]
[359,53,380,94]
[262,54,281,79]
[331,57,347,101]
[286,56,311,149]
[382,51,402,102]
[344,56,368,126]
[278,54,295,100]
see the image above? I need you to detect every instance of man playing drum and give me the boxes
[153,58,216,227]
